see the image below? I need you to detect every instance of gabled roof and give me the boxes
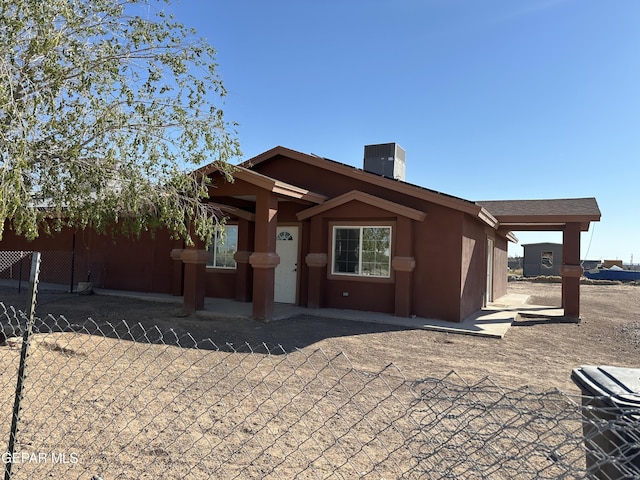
[476,198,601,232]
[477,198,601,217]
[200,163,327,204]
[196,146,600,237]
[241,146,498,228]
[297,190,427,222]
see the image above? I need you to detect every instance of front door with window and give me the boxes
[275,226,298,303]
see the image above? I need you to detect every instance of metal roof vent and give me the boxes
[363,143,406,181]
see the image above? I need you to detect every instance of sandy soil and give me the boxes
[2,281,639,393]
[0,281,637,479]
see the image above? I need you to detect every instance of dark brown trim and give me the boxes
[297,190,426,222]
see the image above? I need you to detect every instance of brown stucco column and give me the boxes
[306,253,328,308]
[560,222,583,320]
[392,216,414,317]
[170,248,184,296]
[249,191,279,321]
[305,216,326,309]
[181,247,209,313]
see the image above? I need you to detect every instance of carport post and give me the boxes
[560,222,582,320]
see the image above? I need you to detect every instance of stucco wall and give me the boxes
[0,222,177,294]
[303,201,397,313]
[493,236,509,299]
[411,207,464,322]
[459,217,487,320]
[252,156,488,322]
[205,269,236,298]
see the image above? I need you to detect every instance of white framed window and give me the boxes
[332,226,391,277]
[208,225,238,269]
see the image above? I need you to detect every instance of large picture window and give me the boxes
[208,225,238,269]
[332,226,391,277]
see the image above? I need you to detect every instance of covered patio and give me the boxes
[172,165,327,320]
[477,197,601,320]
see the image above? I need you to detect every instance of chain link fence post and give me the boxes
[4,252,40,480]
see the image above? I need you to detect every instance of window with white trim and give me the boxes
[208,225,238,269]
[332,226,391,277]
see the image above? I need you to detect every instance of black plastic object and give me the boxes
[571,365,640,480]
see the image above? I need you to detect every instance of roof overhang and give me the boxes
[478,198,601,239]
[497,222,592,231]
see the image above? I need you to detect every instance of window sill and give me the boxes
[327,273,394,284]
[206,266,237,273]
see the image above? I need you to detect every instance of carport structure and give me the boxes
[477,198,601,320]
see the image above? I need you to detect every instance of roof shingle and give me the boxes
[477,198,601,219]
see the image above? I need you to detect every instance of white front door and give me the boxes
[275,226,298,304]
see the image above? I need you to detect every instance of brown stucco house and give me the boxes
[189,144,517,323]
[0,143,601,323]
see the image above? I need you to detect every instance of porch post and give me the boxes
[249,191,279,321]
[560,222,582,320]
[181,241,209,313]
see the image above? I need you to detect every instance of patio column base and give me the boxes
[249,252,280,321]
[181,248,209,314]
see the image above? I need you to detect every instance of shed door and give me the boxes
[486,238,494,304]
[275,226,298,304]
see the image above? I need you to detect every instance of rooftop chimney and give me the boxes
[363,143,406,181]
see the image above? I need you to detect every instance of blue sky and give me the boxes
[166,0,639,262]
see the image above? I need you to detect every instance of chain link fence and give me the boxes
[0,251,74,292]
[0,302,639,479]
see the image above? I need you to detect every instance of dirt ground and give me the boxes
[2,280,638,393]
[0,280,638,478]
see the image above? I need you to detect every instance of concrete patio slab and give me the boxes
[93,289,541,339]
[5,283,564,337]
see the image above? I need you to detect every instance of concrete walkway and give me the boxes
[91,289,558,339]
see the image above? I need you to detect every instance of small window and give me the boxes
[541,251,553,269]
[332,226,391,277]
[208,225,238,269]
[277,231,293,241]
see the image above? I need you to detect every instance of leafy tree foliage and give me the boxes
[0,0,240,244]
